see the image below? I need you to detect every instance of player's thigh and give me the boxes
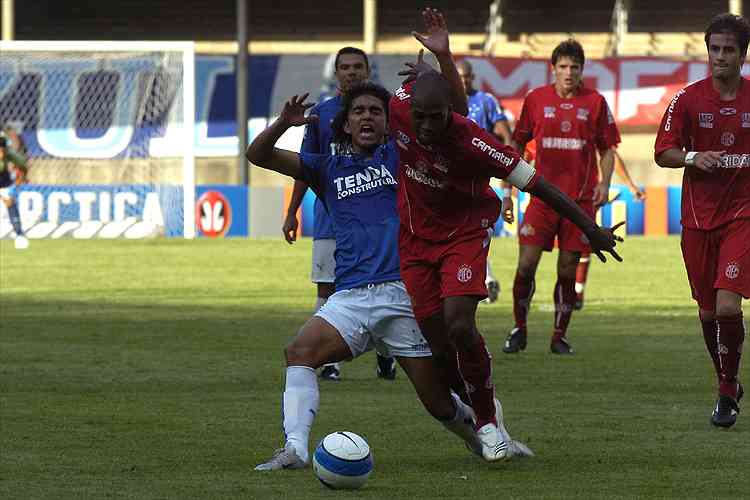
[311,238,336,284]
[519,197,559,251]
[558,201,595,255]
[311,288,377,361]
[399,237,443,323]
[715,219,750,308]
[368,281,432,358]
[439,229,493,302]
[286,316,354,367]
[517,243,544,276]
[681,227,719,311]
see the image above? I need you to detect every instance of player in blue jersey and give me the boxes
[249,82,532,470]
[457,59,513,303]
[0,126,29,250]
[281,46,398,382]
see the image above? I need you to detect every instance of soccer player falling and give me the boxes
[281,46,398,382]
[456,59,512,303]
[391,11,623,461]
[501,39,621,355]
[655,13,749,428]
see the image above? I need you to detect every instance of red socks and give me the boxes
[716,313,745,398]
[512,273,535,331]
[456,333,496,428]
[700,318,722,381]
[552,278,577,341]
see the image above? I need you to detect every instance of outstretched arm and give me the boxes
[245,94,317,178]
[411,8,467,115]
[526,177,624,263]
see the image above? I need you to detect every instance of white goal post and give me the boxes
[0,41,196,239]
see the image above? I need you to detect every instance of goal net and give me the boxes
[0,41,195,239]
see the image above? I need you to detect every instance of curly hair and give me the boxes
[331,82,391,150]
[705,13,750,56]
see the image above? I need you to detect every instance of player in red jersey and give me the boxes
[655,13,750,428]
[391,14,623,461]
[501,39,621,356]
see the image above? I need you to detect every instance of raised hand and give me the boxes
[692,150,725,173]
[588,221,625,263]
[278,93,317,128]
[412,8,450,56]
[398,49,436,84]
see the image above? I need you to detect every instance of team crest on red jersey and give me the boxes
[721,132,735,147]
[725,262,740,280]
[699,113,714,128]
[457,264,473,283]
[561,121,572,133]
[560,103,574,110]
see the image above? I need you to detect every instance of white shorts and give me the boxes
[311,238,336,284]
[315,280,431,358]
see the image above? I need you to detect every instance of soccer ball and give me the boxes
[312,431,373,490]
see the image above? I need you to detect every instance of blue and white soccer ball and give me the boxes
[312,431,373,490]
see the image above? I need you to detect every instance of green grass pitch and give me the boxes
[1,237,747,499]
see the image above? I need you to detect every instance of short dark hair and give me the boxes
[334,47,369,71]
[412,71,452,105]
[332,82,391,147]
[704,13,750,57]
[551,39,585,67]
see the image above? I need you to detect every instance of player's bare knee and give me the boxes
[715,303,742,318]
[446,318,475,347]
[284,339,319,368]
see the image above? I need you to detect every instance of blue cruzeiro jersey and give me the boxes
[467,90,507,132]
[301,94,343,240]
[299,140,401,291]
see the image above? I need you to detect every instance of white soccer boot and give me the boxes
[14,235,29,250]
[476,422,509,461]
[254,443,307,471]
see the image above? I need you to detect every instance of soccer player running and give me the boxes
[391,13,623,461]
[0,126,29,250]
[249,84,528,471]
[281,46,398,381]
[457,59,512,303]
[501,40,621,356]
[655,13,749,428]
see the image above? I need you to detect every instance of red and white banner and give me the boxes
[457,56,743,128]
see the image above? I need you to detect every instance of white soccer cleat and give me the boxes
[14,235,29,250]
[254,443,307,471]
[476,422,509,461]
[493,398,534,458]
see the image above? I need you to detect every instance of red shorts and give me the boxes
[681,218,750,311]
[519,197,594,253]
[399,227,493,322]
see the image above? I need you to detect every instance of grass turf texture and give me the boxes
[1,237,747,500]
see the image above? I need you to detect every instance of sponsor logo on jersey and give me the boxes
[725,262,740,279]
[520,223,535,236]
[541,137,587,150]
[576,108,590,121]
[720,154,750,168]
[664,89,686,132]
[395,86,410,101]
[721,132,735,147]
[561,120,572,132]
[699,112,714,129]
[544,106,556,118]
[333,164,397,199]
[471,137,515,166]
[457,264,473,283]
[742,113,750,128]
[560,103,574,110]
[720,107,737,116]
[404,164,445,189]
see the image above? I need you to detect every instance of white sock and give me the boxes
[282,366,319,462]
[441,392,481,450]
[486,261,496,282]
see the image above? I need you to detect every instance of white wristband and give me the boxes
[684,151,698,166]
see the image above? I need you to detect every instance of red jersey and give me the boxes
[390,83,538,243]
[512,84,621,201]
[655,77,750,230]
